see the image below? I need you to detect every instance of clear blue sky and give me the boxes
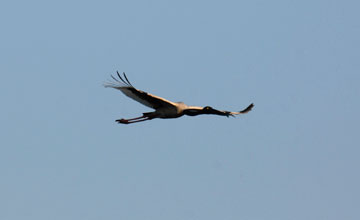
[1,0,359,219]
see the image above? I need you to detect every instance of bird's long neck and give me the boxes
[183,106,230,117]
[183,106,206,116]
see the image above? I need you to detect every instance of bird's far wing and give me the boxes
[210,103,254,117]
[104,72,177,109]
[228,103,254,116]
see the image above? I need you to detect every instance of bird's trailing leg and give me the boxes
[116,115,151,124]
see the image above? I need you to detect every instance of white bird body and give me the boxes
[156,103,186,118]
[104,72,254,124]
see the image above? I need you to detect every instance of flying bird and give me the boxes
[104,72,254,124]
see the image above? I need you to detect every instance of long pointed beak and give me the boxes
[208,108,230,117]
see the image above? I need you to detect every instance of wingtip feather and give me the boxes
[239,103,254,114]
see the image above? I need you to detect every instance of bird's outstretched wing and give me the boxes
[233,103,254,114]
[104,72,176,109]
[220,103,254,117]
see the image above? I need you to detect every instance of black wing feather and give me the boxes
[123,72,133,86]
[105,72,176,109]
[117,71,130,86]
[239,103,254,114]
[111,74,121,83]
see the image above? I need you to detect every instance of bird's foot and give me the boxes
[116,119,129,124]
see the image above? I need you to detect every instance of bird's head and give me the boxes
[203,106,234,117]
[202,106,214,113]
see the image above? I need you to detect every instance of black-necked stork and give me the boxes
[104,72,254,124]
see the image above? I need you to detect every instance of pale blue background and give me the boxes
[1,0,359,219]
